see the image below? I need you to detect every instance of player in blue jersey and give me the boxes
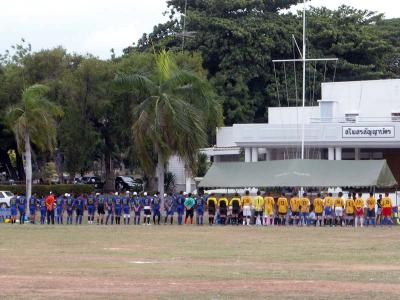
[114,192,122,225]
[176,191,185,225]
[86,194,96,224]
[28,193,39,224]
[55,194,65,224]
[75,194,85,225]
[39,196,47,224]
[195,193,206,225]
[131,192,141,225]
[9,194,18,224]
[65,193,75,224]
[164,192,175,225]
[96,193,106,225]
[17,194,27,224]
[152,192,162,225]
[142,192,152,225]
[105,194,114,225]
[122,191,131,225]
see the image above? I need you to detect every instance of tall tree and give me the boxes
[116,50,222,196]
[6,84,63,201]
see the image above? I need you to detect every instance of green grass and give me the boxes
[1,224,400,299]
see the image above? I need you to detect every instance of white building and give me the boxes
[200,79,400,185]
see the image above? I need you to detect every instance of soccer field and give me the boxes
[1,225,400,299]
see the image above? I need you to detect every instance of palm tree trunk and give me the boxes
[24,130,32,209]
[156,150,165,203]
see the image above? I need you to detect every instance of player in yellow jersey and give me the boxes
[381,192,393,225]
[345,193,355,226]
[366,192,376,227]
[333,192,345,226]
[229,193,241,225]
[241,190,253,225]
[263,192,275,226]
[218,194,229,225]
[206,194,217,225]
[277,192,288,226]
[300,193,310,226]
[290,193,301,226]
[253,191,264,226]
[354,192,365,228]
[313,193,324,226]
[323,193,334,226]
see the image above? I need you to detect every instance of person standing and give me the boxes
[17,194,27,224]
[96,193,106,225]
[263,192,275,226]
[39,196,47,225]
[290,192,301,226]
[323,193,334,226]
[300,193,310,226]
[122,192,131,225]
[74,194,85,225]
[114,193,122,225]
[55,194,65,225]
[65,193,74,225]
[86,194,96,225]
[366,192,376,227]
[9,194,18,224]
[381,193,393,225]
[376,194,383,225]
[277,192,288,226]
[217,194,229,225]
[354,193,365,228]
[345,193,355,226]
[105,193,115,225]
[241,191,253,226]
[230,193,241,226]
[176,192,185,225]
[142,192,152,225]
[164,192,175,225]
[313,193,324,227]
[334,192,345,227]
[45,192,55,225]
[132,192,142,225]
[152,192,162,225]
[184,193,196,225]
[195,193,206,225]
[28,193,39,224]
[253,191,264,226]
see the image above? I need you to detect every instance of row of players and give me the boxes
[7,190,394,227]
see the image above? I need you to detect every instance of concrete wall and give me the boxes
[268,106,320,124]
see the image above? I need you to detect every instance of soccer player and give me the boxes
[313,193,324,227]
[142,192,152,225]
[28,193,39,224]
[195,193,206,225]
[184,193,196,224]
[176,191,185,225]
[74,194,85,225]
[230,193,241,225]
[218,194,229,225]
[263,192,275,226]
[324,193,334,226]
[86,194,96,224]
[206,193,217,225]
[45,192,56,225]
[56,194,65,224]
[17,194,26,224]
[39,196,47,225]
[105,194,114,225]
[96,193,106,225]
[241,190,253,226]
[334,192,345,227]
[114,193,122,225]
[345,193,355,226]
[381,192,393,225]
[300,193,310,226]
[132,192,142,225]
[290,192,301,226]
[152,192,162,225]
[9,194,18,224]
[253,191,264,226]
[65,193,75,225]
[164,192,175,225]
[277,192,288,226]
[122,192,131,225]
[366,192,376,227]
[354,192,365,228]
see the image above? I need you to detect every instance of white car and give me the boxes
[0,191,15,208]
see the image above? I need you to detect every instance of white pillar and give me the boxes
[245,148,252,162]
[354,148,360,160]
[335,147,342,161]
[328,148,334,160]
[214,155,220,163]
[265,148,271,161]
[185,176,192,193]
[251,148,259,162]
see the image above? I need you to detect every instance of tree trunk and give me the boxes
[104,150,114,192]
[24,130,32,213]
[156,150,165,203]
[15,148,25,181]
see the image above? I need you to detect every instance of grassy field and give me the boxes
[1,224,400,299]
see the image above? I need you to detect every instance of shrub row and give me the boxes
[0,184,95,196]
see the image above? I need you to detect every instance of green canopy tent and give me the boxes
[199,159,397,188]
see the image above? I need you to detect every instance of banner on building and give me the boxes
[342,126,395,138]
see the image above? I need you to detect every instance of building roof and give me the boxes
[199,159,397,188]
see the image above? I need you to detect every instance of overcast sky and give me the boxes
[1,0,399,59]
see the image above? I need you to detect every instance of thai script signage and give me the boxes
[342,126,395,138]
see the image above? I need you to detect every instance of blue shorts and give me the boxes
[153,209,160,216]
[88,206,95,215]
[177,206,184,215]
[18,206,25,214]
[57,207,63,215]
[67,208,73,215]
[324,207,332,216]
[76,208,83,216]
[196,209,204,215]
[166,208,174,215]
[115,207,121,216]
[123,207,130,214]
[40,208,47,216]
[29,206,36,215]
[11,208,17,216]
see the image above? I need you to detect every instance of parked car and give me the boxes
[0,191,15,208]
[115,176,144,193]
[81,176,104,190]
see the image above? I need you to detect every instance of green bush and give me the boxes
[0,184,95,196]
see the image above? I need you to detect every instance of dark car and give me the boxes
[115,176,144,192]
[82,176,104,190]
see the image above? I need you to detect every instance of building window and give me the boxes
[345,113,358,123]
[391,112,400,122]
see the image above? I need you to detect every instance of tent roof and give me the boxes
[199,159,397,188]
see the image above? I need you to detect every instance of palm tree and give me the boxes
[116,50,222,198]
[7,84,63,202]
